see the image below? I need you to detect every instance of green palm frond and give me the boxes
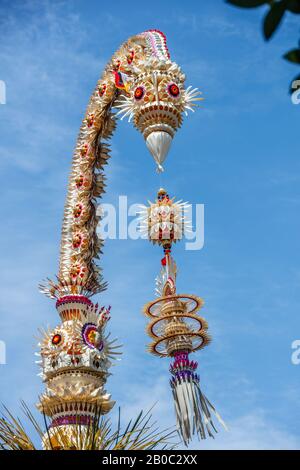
[0,402,177,450]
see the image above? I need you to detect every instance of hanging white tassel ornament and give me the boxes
[143,189,226,447]
[170,352,227,445]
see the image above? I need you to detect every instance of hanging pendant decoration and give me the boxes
[140,188,226,446]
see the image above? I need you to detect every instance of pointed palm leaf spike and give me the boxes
[184,86,203,116]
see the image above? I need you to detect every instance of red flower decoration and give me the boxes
[127,50,135,64]
[73,204,83,218]
[75,175,84,188]
[98,84,106,97]
[86,114,95,128]
[72,233,82,249]
[134,86,145,100]
[52,334,62,346]
[168,83,180,98]
[80,144,88,157]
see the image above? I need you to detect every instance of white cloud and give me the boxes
[197,411,300,450]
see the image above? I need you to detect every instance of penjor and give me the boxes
[37,30,215,449]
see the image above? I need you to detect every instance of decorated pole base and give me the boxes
[37,295,120,448]
[41,410,110,450]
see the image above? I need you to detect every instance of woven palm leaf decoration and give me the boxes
[35,29,222,448]
[139,189,227,445]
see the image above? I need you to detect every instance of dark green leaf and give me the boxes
[284,48,300,63]
[226,0,267,6]
[286,0,300,13]
[263,2,286,40]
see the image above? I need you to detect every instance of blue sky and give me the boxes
[0,0,300,449]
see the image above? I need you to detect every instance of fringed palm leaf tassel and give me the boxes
[169,351,227,446]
